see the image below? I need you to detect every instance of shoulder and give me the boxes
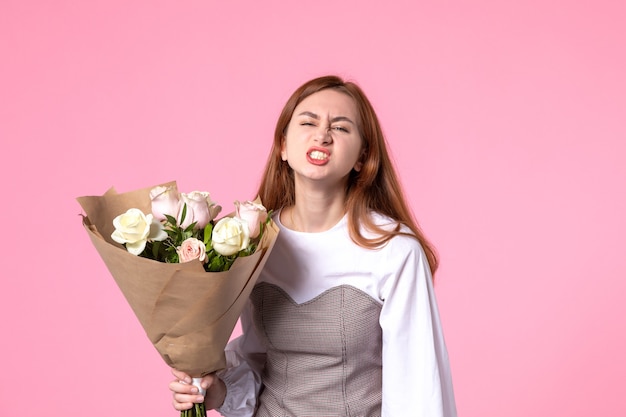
[363,211,416,240]
[362,211,401,231]
[363,211,426,258]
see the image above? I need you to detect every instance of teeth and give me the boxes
[309,150,328,160]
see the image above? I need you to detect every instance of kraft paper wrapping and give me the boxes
[77,182,279,376]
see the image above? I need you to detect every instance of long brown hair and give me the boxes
[256,75,439,276]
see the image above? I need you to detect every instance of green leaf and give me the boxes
[179,203,187,225]
[152,241,161,259]
[164,213,178,226]
[203,223,213,245]
[184,222,197,234]
[207,254,225,272]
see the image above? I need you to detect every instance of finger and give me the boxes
[169,380,199,395]
[171,397,199,411]
[172,398,191,411]
[173,392,205,406]
[201,374,217,389]
[171,368,192,384]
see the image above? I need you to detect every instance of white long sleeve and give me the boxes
[378,234,457,416]
[216,301,264,416]
[216,212,456,416]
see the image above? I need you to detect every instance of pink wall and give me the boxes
[2,1,625,416]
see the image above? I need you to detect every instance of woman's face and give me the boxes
[281,89,364,188]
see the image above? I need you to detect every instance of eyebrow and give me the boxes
[297,111,355,125]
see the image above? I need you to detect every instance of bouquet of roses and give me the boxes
[112,184,271,271]
[77,181,279,417]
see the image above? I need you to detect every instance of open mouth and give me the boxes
[307,148,330,165]
[309,150,328,161]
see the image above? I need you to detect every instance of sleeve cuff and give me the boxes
[215,350,262,416]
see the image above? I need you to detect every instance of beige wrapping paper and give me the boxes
[77,182,279,376]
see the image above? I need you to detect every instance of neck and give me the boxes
[283,182,347,233]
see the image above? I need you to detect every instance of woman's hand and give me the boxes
[169,368,227,411]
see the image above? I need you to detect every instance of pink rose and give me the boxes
[176,238,207,263]
[150,186,181,222]
[235,200,268,239]
[179,191,222,230]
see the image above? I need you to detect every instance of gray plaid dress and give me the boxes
[251,282,383,417]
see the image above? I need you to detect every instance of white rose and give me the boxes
[211,217,250,256]
[111,208,167,255]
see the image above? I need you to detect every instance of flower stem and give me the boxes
[180,402,206,417]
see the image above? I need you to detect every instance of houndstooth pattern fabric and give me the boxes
[250,282,383,417]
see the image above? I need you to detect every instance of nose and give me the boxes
[315,125,332,145]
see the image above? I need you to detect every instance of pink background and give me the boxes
[2,1,625,416]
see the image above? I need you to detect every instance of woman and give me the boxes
[170,75,457,416]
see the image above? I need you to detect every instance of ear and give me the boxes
[280,136,288,161]
[353,148,366,172]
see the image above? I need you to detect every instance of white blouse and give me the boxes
[217,212,457,416]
